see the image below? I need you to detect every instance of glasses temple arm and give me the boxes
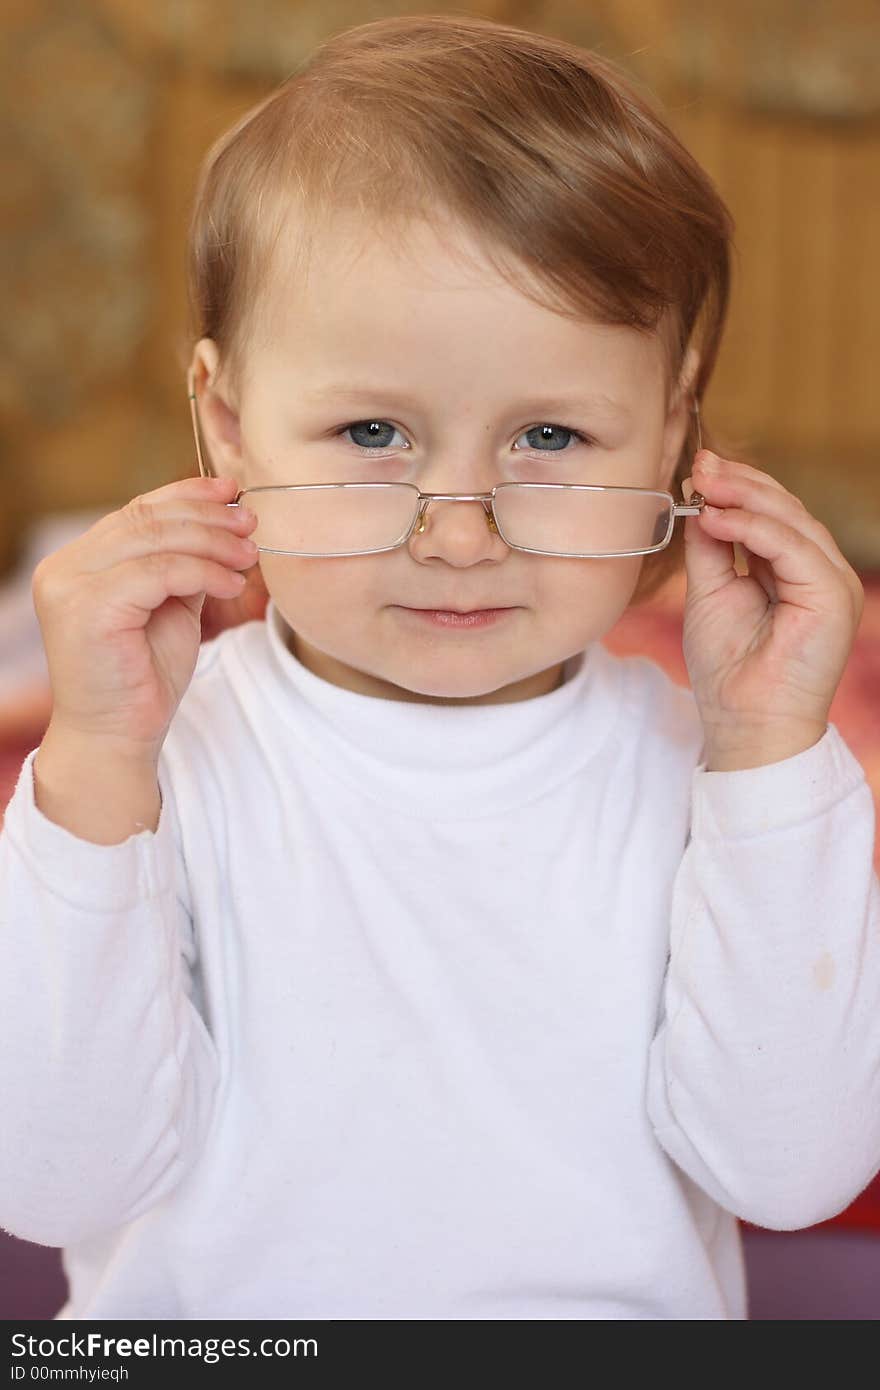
[187,366,211,478]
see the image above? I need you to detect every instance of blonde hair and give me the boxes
[186,12,735,603]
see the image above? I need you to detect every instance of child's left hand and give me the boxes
[681,449,865,772]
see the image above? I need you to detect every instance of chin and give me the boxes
[382,655,537,703]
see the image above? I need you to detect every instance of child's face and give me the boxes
[192,211,694,705]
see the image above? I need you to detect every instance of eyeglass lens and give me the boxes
[239,483,673,557]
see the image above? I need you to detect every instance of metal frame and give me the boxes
[186,366,706,559]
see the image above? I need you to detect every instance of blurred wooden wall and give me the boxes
[2,0,878,575]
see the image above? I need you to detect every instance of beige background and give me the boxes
[2,0,878,575]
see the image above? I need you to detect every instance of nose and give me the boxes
[407,493,507,566]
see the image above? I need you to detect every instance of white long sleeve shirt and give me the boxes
[1,597,879,1321]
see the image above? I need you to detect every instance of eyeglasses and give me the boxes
[186,368,706,558]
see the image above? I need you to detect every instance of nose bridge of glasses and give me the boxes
[414,491,499,536]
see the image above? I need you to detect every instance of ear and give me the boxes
[188,338,244,475]
[658,344,701,493]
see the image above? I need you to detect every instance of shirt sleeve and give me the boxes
[646,721,880,1231]
[0,747,220,1248]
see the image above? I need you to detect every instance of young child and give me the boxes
[1,14,878,1322]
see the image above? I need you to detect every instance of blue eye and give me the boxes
[339,421,409,452]
[514,425,594,454]
[337,420,595,456]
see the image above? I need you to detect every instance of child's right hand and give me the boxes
[31,475,259,765]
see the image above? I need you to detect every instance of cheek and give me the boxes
[257,554,380,615]
[532,555,643,609]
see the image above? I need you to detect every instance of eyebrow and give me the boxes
[301,383,632,418]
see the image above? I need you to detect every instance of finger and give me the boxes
[692,456,851,576]
[683,506,740,592]
[741,544,779,604]
[82,552,249,624]
[147,474,242,505]
[69,485,256,570]
[89,497,257,548]
[694,450,791,496]
[697,504,849,609]
[77,504,260,578]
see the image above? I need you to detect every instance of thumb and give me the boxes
[683,494,737,590]
[181,591,207,619]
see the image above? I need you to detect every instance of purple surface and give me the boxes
[1,1233,66,1320]
[2,1225,879,1320]
[743,1227,880,1320]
